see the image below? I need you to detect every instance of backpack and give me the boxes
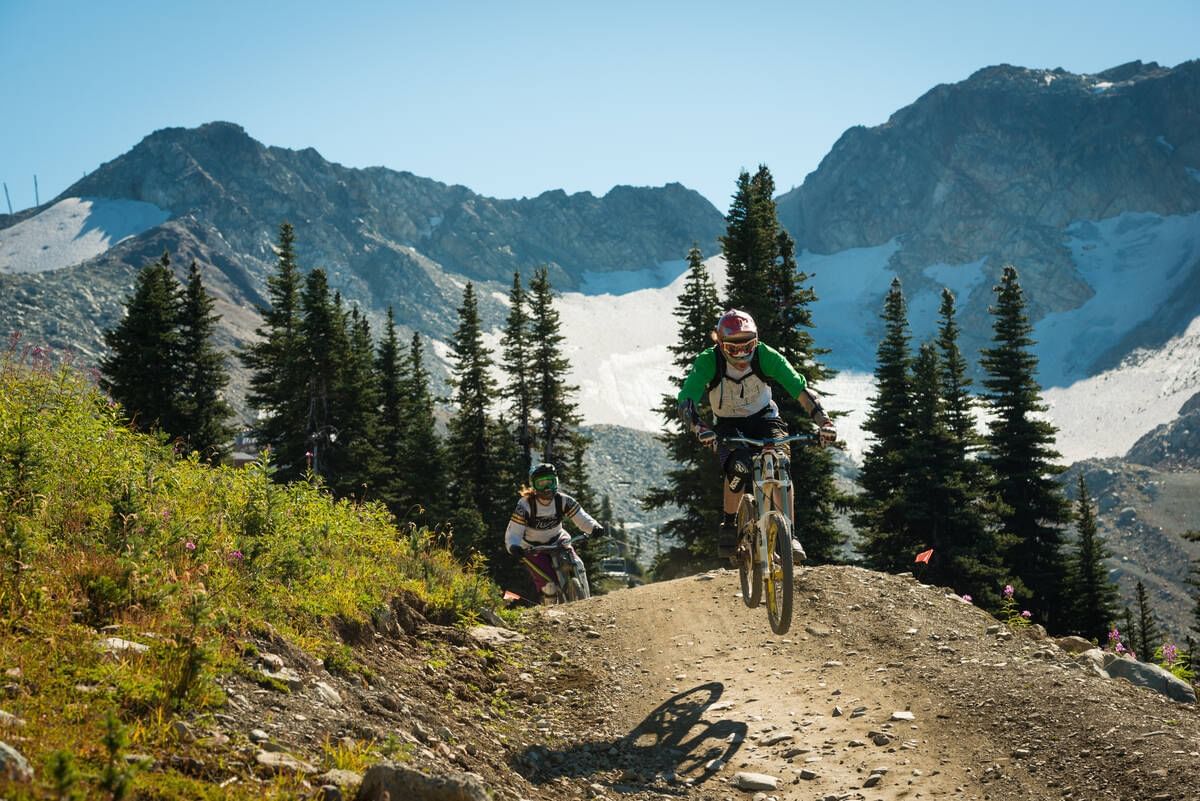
[706,347,768,394]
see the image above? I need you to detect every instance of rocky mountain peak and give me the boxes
[778,59,1200,375]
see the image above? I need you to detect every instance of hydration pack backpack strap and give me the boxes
[706,347,766,393]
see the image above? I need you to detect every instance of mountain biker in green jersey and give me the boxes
[676,309,835,559]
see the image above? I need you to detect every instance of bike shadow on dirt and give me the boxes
[513,681,748,795]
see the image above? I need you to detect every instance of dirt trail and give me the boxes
[511,565,1200,801]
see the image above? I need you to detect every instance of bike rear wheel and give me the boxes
[764,511,793,635]
[736,494,761,608]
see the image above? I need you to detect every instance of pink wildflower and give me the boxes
[1003,584,1014,598]
[1021,610,1032,619]
[227,549,244,562]
[961,594,973,604]
[185,541,196,552]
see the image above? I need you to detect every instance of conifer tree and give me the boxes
[642,246,724,575]
[937,289,978,450]
[903,342,1006,607]
[527,267,581,469]
[446,283,503,553]
[1134,580,1161,662]
[330,307,382,497]
[398,333,447,523]
[1121,606,1139,658]
[297,269,344,482]
[722,166,844,562]
[980,265,1070,628]
[101,251,184,436]
[241,223,307,478]
[1067,474,1119,643]
[374,308,408,515]
[499,272,535,476]
[856,278,917,571]
[176,261,233,461]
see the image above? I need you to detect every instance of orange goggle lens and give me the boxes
[721,339,757,359]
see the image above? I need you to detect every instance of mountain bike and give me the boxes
[722,433,819,635]
[522,535,591,604]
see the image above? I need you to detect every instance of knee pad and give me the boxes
[724,451,753,493]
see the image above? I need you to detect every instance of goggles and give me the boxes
[721,337,757,360]
[532,475,558,492]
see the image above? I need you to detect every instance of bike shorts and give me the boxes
[715,410,789,474]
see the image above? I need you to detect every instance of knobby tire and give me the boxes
[736,494,761,608]
[764,511,793,635]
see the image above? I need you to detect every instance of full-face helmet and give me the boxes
[529,462,559,497]
[713,309,758,365]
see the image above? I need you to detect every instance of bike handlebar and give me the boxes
[523,534,585,553]
[719,433,818,447]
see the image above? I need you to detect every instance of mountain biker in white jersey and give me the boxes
[677,309,836,560]
[505,462,604,602]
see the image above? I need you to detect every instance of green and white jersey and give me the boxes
[677,343,808,420]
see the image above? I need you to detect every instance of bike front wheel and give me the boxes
[735,494,761,608]
[764,511,794,635]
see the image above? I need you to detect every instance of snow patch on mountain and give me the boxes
[1035,211,1200,387]
[1045,313,1200,464]
[0,197,169,274]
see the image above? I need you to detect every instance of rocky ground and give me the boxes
[115,565,1200,801]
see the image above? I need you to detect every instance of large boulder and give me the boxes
[355,764,489,801]
[1104,655,1197,703]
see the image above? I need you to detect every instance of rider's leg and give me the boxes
[523,552,559,599]
[719,449,752,558]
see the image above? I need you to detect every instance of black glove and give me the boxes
[590,525,605,539]
[509,544,525,559]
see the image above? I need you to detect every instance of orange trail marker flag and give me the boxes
[502,590,523,601]
[914,548,934,565]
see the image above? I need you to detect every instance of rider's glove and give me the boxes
[589,524,605,539]
[694,423,716,450]
[509,544,525,559]
[812,409,837,445]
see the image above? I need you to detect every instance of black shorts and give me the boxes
[714,408,789,470]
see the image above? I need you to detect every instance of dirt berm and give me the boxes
[491,565,1200,801]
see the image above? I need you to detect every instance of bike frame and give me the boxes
[522,537,589,603]
[725,434,806,577]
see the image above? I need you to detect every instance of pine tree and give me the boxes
[100,251,184,436]
[903,342,1007,608]
[1134,580,1161,663]
[527,267,581,468]
[241,222,307,478]
[1121,606,1139,658]
[856,278,918,571]
[499,272,535,476]
[329,306,382,498]
[921,289,1009,608]
[374,308,408,515]
[175,261,233,461]
[398,332,448,524]
[1067,474,1119,643]
[445,283,503,555]
[980,265,1071,629]
[722,166,843,562]
[642,246,724,575]
[297,269,345,482]
[937,289,978,450]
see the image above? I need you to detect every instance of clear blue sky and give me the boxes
[2,0,1197,213]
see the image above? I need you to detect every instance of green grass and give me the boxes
[0,348,504,798]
